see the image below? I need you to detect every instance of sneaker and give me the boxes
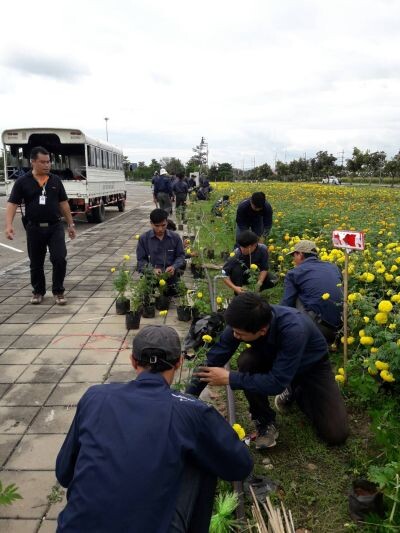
[54,294,66,305]
[30,294,43,305]
[255,423,279,449]
[274,387,294,415]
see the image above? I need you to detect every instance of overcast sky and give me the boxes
[1,0,399,168]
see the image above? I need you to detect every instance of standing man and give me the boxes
[153,168,173,215]
[222,230,275,295]
[187,293,348,449]
[281,240,343,344]
[235,191,273,244]
[56,325,252,533]
[172,172,189,221]
[136,208,186,294]
[5,146,76,305]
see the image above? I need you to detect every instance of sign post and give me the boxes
[332,231,365,367]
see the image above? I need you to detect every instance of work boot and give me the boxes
[255,422,279,449]
[274,387,294,415]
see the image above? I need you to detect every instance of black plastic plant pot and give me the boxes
[190,264,204,279]
[178,224,184,231]
[125,311,141,330]
[177,306,192,322]
[142,305,155,318]
[155,295,170,310]
[348,479,384,522]
[206,249,215,260]
[116,298,130,315]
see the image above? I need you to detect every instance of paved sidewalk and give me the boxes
[0,204,193,532]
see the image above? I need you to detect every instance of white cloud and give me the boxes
[1,0,400,165]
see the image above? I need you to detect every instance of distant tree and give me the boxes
[217,163,233,181]
[313,151,337,177]
[346,147,366,174]
[255,163,273,180]
[366,151,386,176]
[159,157,185,176]
[275,161,289,177]
[185,156,201,175]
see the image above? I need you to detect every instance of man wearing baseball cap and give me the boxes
[56,325,252,533]
[281,240,343,344]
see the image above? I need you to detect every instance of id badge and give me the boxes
[39,196,46,205]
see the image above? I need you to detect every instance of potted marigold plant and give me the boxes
[155,274,170,311]
[125,278,143,330]
[140,267,157,318]
[176,279,192,322]
[111,259,131,314]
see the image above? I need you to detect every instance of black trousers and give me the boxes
[175,193,187,220]
[168,462,217,533]
[238,349,349,445]
[229,262,273,291]
[26,223,67,296]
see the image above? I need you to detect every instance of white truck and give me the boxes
[2,127,127,223]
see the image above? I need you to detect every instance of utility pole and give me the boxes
[104,117,109,142]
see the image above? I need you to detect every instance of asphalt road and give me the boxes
[0,182,153,272]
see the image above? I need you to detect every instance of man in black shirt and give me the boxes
[222,231,275,295]
[5,146,76,305]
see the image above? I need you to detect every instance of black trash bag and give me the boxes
[183,312,225,356]
[243,474,281,503]
[348,479,385,522]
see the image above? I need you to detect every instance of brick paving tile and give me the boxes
[16,365,68,384]
[0,384,56,407]
[0,434,22,465]
[45,383,92,406]
[0,471,55,518]
[27,406,76,434]
[0,349,42,365]
[10,336,53,350]
[60,364,110,383]
[0,519,41,532]
[5,434,65,470]
[33,348,80,365]
[0,365,27,384]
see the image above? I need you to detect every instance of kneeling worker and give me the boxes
[223,230,275,295]
[56,325,252,533]
[281,240,343,344]
[187,293,348,449]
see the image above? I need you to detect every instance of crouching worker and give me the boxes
[136,208,186,296]
[223,230,276,295]
[186,293,348,449]
[56,325,253,533]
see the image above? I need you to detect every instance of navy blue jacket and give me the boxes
[154,175,173,196]
[235,198,273,236]
[136,229,186,272]
[281,257,343,328]
[223,244,269,274]
[56,373,252,533]
[206,305,328,395]
[172,180,188,194]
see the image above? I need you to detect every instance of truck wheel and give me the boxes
[117,199,125,212]
[92,201,106,223]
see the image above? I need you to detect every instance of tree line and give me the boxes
[124,146,400,183]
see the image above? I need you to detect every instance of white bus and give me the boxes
[2,127,127,223]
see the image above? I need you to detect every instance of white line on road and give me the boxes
[0,242,24,252]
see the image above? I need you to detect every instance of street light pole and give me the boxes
[104,117,109,142]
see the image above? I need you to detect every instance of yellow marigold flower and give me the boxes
[338,367,345,376]
[216,296,223,305]
[124,270,130,274]
[363,316,370,324]
[375,360,389,371]
[110,267,116,273]
[396,276,400,283]
[380,370,395,383]
[159,310,168,316]
[374,260,383,268]
[341,336,355,345]
[135,234,140,240]
[368,367,378,376]
[186,248,191,255]
[370,347,378,354]
[159,279,166,287]
[123,255,130,260]
[360,336,374,346]
[322,293,330,300]
[335,374,345,383]
[197,292,203,299]
[390,265,398,272]
[348,293,358,302]
[250,264,258,270]
[232,423,246,440]
[376,267,386,274]
[389,323,396,330]
[375,312,388,324]
[385,273,394,282]
[229,252,235,257]
[391,294,400,303]
[359,329,366,337]
[245,343,252,348]
[365,273,375,283]
[378,300,393,313]
[202,334,212,343]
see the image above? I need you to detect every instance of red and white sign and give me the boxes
[332,230,365,250]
